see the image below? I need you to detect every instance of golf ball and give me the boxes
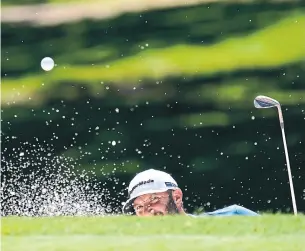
[41,57,55,71]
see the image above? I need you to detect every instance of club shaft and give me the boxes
[278,107,298,215]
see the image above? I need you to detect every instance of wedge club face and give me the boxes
[254,95,280,109]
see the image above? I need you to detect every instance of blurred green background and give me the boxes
[1,0,305,214]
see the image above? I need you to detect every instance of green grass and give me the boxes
[2,14,305,106]
[1,0,100,6]
[2,215,305,251]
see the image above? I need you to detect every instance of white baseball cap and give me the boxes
[122,169,179,214]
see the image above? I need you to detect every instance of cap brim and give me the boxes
[122,188,177,215]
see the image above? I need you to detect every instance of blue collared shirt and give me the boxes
[190,204,259,216]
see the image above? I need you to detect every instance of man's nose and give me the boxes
[143,205,155,215]
[148,208,155,215]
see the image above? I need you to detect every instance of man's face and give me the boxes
[132,190,179,216]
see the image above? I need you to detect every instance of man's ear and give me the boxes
[172,189,183,208]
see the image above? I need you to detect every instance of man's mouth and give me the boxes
[155,212,164,216]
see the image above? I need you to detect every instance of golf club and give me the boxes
[254,95,298,216]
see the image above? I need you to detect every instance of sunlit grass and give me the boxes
[2,215,305,251]
[2,14,305,106]
[1,0,99,6]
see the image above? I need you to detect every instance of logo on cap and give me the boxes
[165,182,177,188]
[129,179,154,196]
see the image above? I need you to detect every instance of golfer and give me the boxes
[122,169,259,216]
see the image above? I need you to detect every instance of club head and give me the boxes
[254,95,280,109]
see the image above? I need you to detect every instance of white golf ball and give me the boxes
[41,57,55,71]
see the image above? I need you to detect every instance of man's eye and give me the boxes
[135,205,143,211]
